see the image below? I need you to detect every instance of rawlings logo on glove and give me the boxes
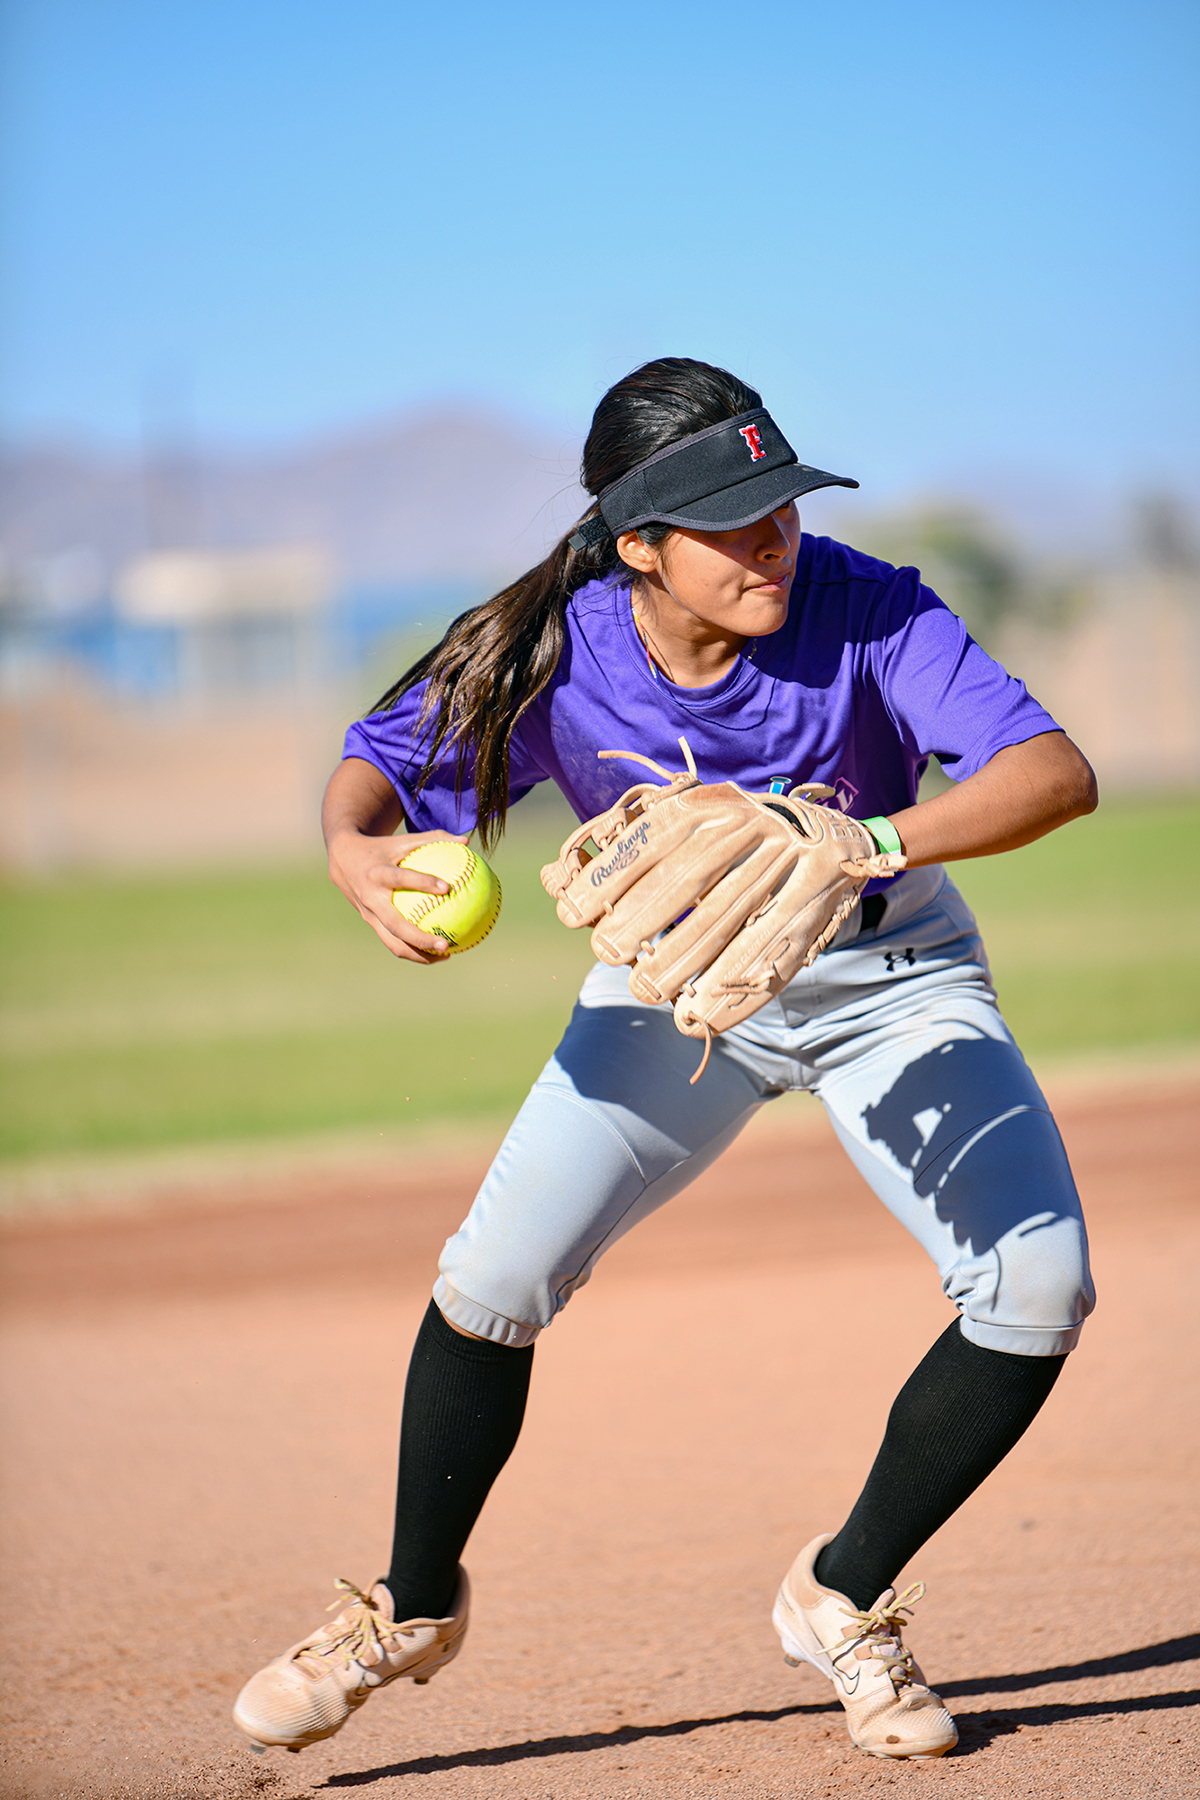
[540,739,906,1082]
[587,818,653,883]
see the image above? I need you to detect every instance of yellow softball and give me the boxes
[391,841,502,954]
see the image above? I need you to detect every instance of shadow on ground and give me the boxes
[319,1702,835,1787]
[955,1689,1200,1752]
[939,1631,1200,1697]
[319,1635,1200,1784]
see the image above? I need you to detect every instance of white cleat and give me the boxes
[233,1569,469,1753]
[773,1534,957,1760]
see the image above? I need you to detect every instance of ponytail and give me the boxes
[371,516,622,849]
[370,358,762,849]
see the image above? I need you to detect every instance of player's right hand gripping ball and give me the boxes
[540,741,904,1075]
[392,842,502,954]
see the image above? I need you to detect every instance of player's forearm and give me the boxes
[321,757,468,961]
[886,732,1098,867]
[322,756,407,848]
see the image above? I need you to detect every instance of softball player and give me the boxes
[234,358,1097,1763]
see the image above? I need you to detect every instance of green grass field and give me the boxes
[2,794,1197,1164]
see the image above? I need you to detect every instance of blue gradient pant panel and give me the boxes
[434,866,1094,1356]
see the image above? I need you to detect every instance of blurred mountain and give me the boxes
[7,401,1197,610]
[0,407,586,589]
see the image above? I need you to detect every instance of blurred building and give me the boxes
[0,540,472,871]
[111,542,333,697]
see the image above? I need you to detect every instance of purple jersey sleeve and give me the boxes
[343,685,551,833]
[866,566,1060,780]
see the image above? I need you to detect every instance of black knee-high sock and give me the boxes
[385,1301,534,1620]
[814,1321,1065,1611]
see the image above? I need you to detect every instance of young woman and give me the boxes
[234,358,1097,1764]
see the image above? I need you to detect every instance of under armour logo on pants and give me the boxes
[885,948,917,971]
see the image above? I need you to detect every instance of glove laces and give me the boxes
[598,734,700,785]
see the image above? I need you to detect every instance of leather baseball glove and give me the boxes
[540,740,906,1080]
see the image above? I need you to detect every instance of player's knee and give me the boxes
[953,1213,1095,1354]
[432,1270,545,1346]
[1020,1215,1094,1329]
[432,1230,579,1345]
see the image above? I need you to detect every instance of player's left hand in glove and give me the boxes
[540,740,905,1080]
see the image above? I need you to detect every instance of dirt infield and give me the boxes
[2,1073,1197,1800]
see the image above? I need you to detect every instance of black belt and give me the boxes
[860,892,888,933]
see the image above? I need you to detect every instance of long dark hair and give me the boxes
[372,357,762,848]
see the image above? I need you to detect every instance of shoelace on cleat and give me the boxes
[828,1583,926,1692]
[293,1579,414,1675]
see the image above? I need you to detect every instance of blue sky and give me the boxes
[1,0,1196,508]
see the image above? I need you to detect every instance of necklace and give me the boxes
[631,603,758,685]
[631,608,673,684]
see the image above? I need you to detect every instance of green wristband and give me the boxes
[862,815,903,856]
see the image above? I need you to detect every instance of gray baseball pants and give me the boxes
[434,865,1094,1357]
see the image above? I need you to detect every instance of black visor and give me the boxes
[597,408,858,536]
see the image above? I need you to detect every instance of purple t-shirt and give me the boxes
[344,534,1059,885]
